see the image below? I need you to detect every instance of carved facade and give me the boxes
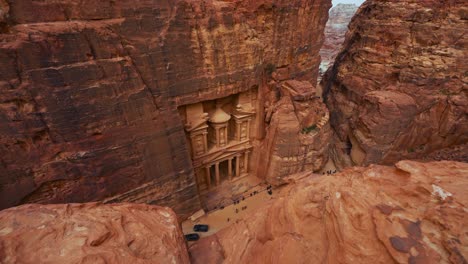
[180,91,256,193]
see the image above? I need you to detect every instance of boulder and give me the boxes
[0,203,189,264]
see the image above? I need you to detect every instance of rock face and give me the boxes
[0,0,331,218]
[318,3,358,81]
[0,0,8,30]
[323,0,468,168]
[190,160,468,263]
[258,79,331,184]
[0,203,189,264]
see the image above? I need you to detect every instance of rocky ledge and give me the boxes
[0,203,189,264]
[190,160,468,263]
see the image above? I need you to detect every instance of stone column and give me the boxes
[246,119,251,139]
[243,151,250,173]
[215,127,220,148]
[215,162,220,186]
[236,121,241,141]
[235,155,241,177]
[224,127,229,145]
[219,126,226,147]
[224,127,228,145]
[205,166,211,189]
[228,158,233,181]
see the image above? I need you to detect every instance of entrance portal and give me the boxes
[219,160,229,183]
[209,160,231,187]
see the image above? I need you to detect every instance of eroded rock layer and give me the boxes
[190,160,468,263]
[323,0,468,167]
[258,79,331,184]
[0,0,331,217]
[318,3,358,81]
[0,203,189,264]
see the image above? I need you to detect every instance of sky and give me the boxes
[332,0,365,6]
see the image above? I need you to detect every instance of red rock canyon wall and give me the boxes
[323,0,468,167]
[0,0,331,218]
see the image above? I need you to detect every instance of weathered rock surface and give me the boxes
[318,3,358,81]
[323,0,468,168]
[0,0,331,217]
[0,203,189,264]
[423,143,468,162]
[258,79,332,184]
[190,160,468,263]
[0,0,8,30]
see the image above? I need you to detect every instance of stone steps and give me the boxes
[317,112,329,129]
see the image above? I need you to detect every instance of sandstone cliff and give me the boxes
[318,3,358,81]
[0,203,189,264]
[0,0,331,217]
[258,79,332,184]
[190,160,468,263]
[323,0,468,167]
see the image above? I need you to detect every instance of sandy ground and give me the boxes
[182,183,277,243]
[182,170,334,244]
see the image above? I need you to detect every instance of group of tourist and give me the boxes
[323,170,337,175]
[227,185,275,222]
[235,206,248,214]
[213,184,276,223]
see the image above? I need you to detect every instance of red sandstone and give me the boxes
[190,161,468,263]
[323,0,468,167]
[318,3,358,81]
[0,203,189,264]
[0,0,331,218]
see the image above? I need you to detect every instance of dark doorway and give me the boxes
[219,160,229,182]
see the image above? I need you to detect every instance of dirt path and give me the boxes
[182,183,277,240]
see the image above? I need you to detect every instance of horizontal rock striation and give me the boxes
[323,0,468,167]
[0,0,331,218]
[318,3,358,82]
[0,203,189,264]
[190,160,468,263]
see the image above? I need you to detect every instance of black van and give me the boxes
[184,233,200,241]
[193,224,209,232]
